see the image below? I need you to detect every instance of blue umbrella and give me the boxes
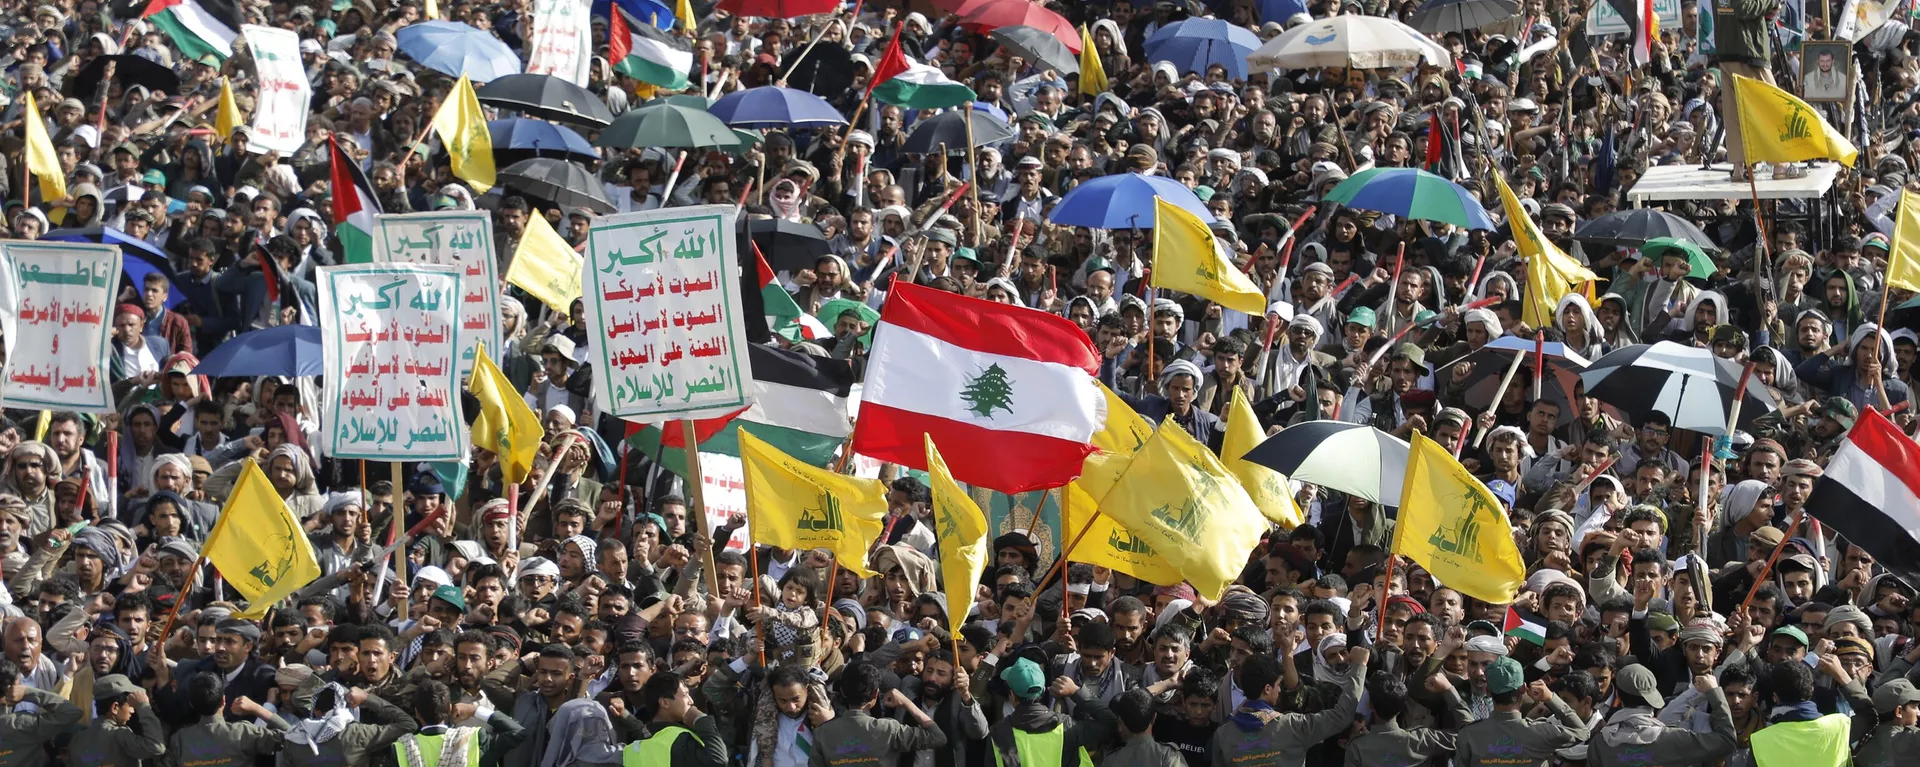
[1150,37,1254,78]
[43,226,183,308]
[395,21,522,83]
[708,86,847,128]
[1255,0,1309,23]
[1144,18,1264,55]
[192,324,324,378]
[1047,173,1216,229]
[489,118,599,163]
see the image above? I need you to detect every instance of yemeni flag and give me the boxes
[1504,605,1547,645]
[142,0,240,60]
[328,135,381,264]
[854,282,1104,493]
[864,23,911,98]
[1807,408,1920,585]
[629,343,856,473]
[609,8,692,90]
[755,243,829,344]
[1604,0,1659,65]
[873,58,979,110]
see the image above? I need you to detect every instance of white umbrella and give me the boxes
[1240,421,1411,505]
[1247,16,1453,72]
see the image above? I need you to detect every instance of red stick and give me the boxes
[1330,273,1360,298]
[1467,253,1488,296]
[736,180,755,209]
[1533,331,1546,400]
[105,431,118,521]
[1570,454,1620,496]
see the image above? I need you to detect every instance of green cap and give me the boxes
[1772,625,1810,647]
[93,673,140,700]
[196,54,220,67]
[318,19,338,34]
[923,228,957,246]
[1615,663,1664,708]
[1193,185,1215,202]
[952,247,981,266]
[1018,112,1054,129]
[432,583,466,612]
[141,169,165,185]
[1347,307,1376,328]
[1646,612,1680,633]
[1412,309,1438,325]
[1484,657,1524,695]
[1001,657,1046,699]
[1818,396,1858,429]
[332,0,351,9]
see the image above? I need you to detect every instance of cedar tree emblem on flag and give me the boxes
[960,364,1015,418]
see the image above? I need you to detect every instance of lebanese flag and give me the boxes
[1807,408,1920,584]
[854,282,1104,493]
[864,23,911,98]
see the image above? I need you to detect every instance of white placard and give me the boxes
[1585,0,1684,36]
[370,211,502,380]
[526,0,593,86]
[243,25,312,155]
[318,264,468,461]
[0,242,120,412]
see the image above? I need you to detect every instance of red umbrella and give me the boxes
[717,0,838,18]
[958,0,1080,51]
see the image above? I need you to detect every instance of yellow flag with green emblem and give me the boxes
[204,459,322,618]
[1494,173,1594,327]
[1396,431,1527,604]
[1058,384,1184,585]
[926,436,990,636]
[431,75,496,192]
[1225,388,1302,528]
[216,77,243,141]
[1096,418,1268,599]
[506,213,584,313]
[1887,189,1920,294]
[1150,197,1266,314]
[468,343,542,483]
[1732,73,1858,167]
[742,430,887,577]
[1078,26,1108,96]
[22,93,64,203]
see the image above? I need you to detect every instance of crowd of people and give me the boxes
[0,0,1916,766]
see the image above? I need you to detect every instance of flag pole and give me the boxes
[750,531,766,668]
[1473,350,1528,448]
[1035,507,1103,593]
[154,554,207,646]
[962,102,981,246]
[680,419,720,596]
[105,431,118,522]
[392,461,408,620]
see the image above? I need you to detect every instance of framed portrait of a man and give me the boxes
[1801,41,1851,103]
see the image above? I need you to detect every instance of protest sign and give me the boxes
[317,264,467,461]
[525,0,592,85]
[584,205,754,421]
[1585,0,1682,35]
[370,211,502,379]
[0,242,120,412]
[242,25,311,155]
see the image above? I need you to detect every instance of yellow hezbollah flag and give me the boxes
[469,343,542,483]
[1225,388,1302,528]
[1097,418,1268,599]
[1060,385,1183,585]
[1078,25,1108,96]
[216,77,243,141]
[506,213,584,313]
[1151,197,1265,314]
[432,75,496,192]
[1888,189,1920,294]
[676,0,696,32]
[22,93,64,203]
[742,430,887,577]
[425,0,440,19]
[1395,432,1527,604]
[204,459,322,618]
[926,436,991,637]
[1494,174,1595,327]
[1732,73,1858,167]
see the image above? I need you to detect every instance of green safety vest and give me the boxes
[1750,713,1850,767]
[993,723,1092,767]
[392,728,481,767]
[624,725,700,767]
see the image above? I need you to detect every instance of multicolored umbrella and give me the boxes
[1321,167,1496,230]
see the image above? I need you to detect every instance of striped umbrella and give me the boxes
[1322,167,1496,230]
[1239,421,1410,505]
[1579,342,1779,436]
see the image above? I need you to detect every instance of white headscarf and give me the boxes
[288,684,356,754]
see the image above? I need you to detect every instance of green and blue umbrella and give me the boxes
[1322,167,1496,230]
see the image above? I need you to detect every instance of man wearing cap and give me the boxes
[0,657,82,767]
[64,674,163,767]
[1211,642,1367,767]
[1586,663,1737,766]
[987,657,1116,767]
[523,336,595,429]
[1857,678,1920,766]
[154,618,277,726]
[1455,656,1590,766]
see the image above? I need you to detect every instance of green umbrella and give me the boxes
[723,128,763,156]
[814,297,879,347]
[1321,167,1497,230]
[1639,236,1715,280]
[595,102,743,150]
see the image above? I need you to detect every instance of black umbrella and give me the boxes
[476,74,615,128]
[750,218,831,272]
[1574,209,1722,253]
[781,44,854,99]
[902,109,1016,154]
[1579,341,1777,436]
[69,55,180,101]
[499,158,614,215]
[991,26,1079,75]
[1239,421,1410,505]
[1409,0,1520,33]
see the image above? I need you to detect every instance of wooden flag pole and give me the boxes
[962,102,982,246]
[1035,507,1102,593]
[392,461,408,620]
[750,531,766,668]
[153,554,207,646]
[681,420,720,595]
[1473,350,1528,448]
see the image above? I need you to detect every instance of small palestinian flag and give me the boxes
[609,8,692,90]
[328,135,381,264]
[1504,605,1547,645]
[143,0,240,60]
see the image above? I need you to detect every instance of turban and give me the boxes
[1465,635,1510,656]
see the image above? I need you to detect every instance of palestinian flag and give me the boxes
[1504,605,1547,645]
[629,344,855,473]
[1807,409,1920,585]
[609,8,692,90]
[328,135,381,264]
[864,23,910,98]
[873,58,978,110]
[755,242,829,344]
[143,0,240,61]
